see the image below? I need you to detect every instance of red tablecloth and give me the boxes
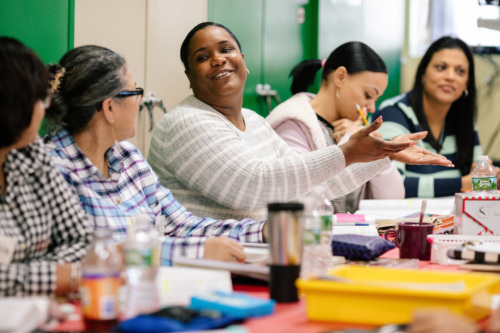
[53,249,483,333]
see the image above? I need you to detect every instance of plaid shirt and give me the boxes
[46,130,265,266]
[0,139,92,296]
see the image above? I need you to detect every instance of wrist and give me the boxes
[339,145,352,166]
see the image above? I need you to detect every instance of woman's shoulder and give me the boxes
[159,95,230,129]
[376,93,417,121]
[378,92,409,111]
[267,92,316,128]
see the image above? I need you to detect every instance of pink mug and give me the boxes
[384,222,434,260]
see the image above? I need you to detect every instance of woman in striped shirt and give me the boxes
[374,36,500,198]
[148,22,453,222]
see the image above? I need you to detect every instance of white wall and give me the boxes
[74,0,207,156]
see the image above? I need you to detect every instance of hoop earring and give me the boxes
[464,89,469,97]
[336,88,340,98]
[246,68,250,74]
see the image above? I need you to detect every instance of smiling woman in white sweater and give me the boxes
[148,22,452,221]
[267,42,405,214]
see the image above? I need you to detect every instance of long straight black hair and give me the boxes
[289,41,387,95]
[409,36,476,175]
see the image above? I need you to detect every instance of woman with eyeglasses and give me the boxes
[44,45,265,265]
[0,37,92,296]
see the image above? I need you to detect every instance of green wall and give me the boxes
[0,0,74,64]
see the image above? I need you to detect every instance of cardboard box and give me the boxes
[454,193,500,235]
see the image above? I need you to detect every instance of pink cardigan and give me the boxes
[267,93,405,199]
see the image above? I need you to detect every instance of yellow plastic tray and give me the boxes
[296,265,500,325]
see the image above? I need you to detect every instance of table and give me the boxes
[53,249,485,333]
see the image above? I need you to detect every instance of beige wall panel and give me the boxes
[74,0,147,152]
[474,55,500,161]
[142,0,208,158]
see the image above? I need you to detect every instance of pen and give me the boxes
[356,103,369,127]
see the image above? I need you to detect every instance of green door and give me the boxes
[208,0,317,117]
[0,0,74,134]
[0,0,74,64]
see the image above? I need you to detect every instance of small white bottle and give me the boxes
[472,155,497,193]
[122,211,161,319]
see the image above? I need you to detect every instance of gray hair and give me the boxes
[45,45,127,135]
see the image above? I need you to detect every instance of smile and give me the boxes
[213,70,232,79]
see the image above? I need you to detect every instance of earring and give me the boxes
[110,124,118,145]
[246,68,250,74]
[336,88,340,98]
[464,89,469,97]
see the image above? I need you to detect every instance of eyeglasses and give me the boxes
[115,87,144,101]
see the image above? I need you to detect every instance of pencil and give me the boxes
[356,103,369,127]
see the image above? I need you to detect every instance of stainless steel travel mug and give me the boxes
[267,202,304,303]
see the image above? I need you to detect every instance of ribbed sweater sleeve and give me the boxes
[148,96,389,219]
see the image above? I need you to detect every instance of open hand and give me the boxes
[389,132,454,166]
[204,237,246,262]
[339,116,416,166]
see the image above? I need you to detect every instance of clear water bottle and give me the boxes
[472,155,497,193]
[81,228,122,332]
[300,186,334,278]
[312,185,334,246]
[122,212,161,319]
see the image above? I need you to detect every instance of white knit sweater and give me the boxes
[148,95,390,221]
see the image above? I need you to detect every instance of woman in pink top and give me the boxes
[267,42,404,213]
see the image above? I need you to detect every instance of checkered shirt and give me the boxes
[46,130,265,266]
[0,139,92,296]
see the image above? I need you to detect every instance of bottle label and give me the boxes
[320,215,332,231]
[125,247,158,267]
[81,273,121,320]
[303,227,320,245]
[472,177,497,191]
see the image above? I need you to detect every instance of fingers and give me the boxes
[404,131,428,141]
[204,237,246,263]
[365,115,383,133]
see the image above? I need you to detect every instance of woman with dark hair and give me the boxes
[148,22,452,221]
[267,42,404,214]
[0,37,91,296]
[44,45,265,265]
[373,36,499,197]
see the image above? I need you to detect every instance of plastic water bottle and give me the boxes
[81,228,122,332]
[300,186,334,278]
[312,185,334,246]
[472,155,497,193]
[122,212,161,319]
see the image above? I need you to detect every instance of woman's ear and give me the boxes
[334,66,347,88]
[101,98,115,124]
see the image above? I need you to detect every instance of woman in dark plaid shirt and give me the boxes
[0,38,92,296]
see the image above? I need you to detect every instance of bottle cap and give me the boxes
[478,155,489,162]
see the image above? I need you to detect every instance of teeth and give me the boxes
[214,72,230,78]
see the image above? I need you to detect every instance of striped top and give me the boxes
[46,130,264,266]
[373,93,482,198]
[148,95,390,221]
